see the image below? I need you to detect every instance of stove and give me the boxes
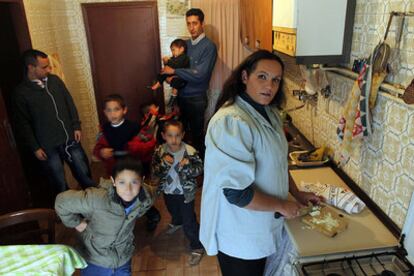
[281,168,414,276]
[297,251,412,276]
[293,189,414,276]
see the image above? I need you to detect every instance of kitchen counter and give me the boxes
[286,167,399,260]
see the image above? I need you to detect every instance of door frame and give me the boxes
[81,1,162,123]
[0,0,32,52]
[0,0,32,212]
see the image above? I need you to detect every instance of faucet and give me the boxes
[293,89,318,104]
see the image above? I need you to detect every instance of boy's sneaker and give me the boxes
[165,223,182,234]
[188,249,204,266]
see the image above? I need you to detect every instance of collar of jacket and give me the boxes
[236,95,280,131]
[23,77,45,91]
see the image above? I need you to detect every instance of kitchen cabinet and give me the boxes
[272,0,356,64]
[239,0,272,51]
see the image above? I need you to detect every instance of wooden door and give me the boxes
[0,1,32,214]
[82,1,163,124]
[0,89,29,214]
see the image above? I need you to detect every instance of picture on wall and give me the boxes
[166,0,189,17]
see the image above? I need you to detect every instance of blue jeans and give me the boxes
[40,140,95,193]
[81,260,131,276]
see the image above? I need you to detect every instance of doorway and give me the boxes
[0,0,31,213]
[82,1,164,124]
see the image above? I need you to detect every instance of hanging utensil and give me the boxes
[402,79,414,105]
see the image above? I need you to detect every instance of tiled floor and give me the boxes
[56,161,221,276]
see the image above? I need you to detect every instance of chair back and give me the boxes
[0,208,57,245]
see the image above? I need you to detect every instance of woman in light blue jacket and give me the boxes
[200,50,321,276]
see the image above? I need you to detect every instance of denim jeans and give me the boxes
[177,94,207,158]
[81,260,131,276]
[40,140,95,193]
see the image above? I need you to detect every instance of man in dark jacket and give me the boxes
[12,49,94,194]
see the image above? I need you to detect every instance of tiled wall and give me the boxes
[284,0,414,228]
[23,0,188,157]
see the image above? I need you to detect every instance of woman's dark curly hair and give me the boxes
[215,50,285,112]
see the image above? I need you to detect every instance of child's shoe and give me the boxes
[188,248,204,266]
[165,223,182,234]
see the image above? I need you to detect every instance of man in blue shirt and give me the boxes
[162,8,217,158]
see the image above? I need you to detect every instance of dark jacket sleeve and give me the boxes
[167,54,190,69]
[223,185,255,207]
[12,90,40,152]
[55,189,96,228]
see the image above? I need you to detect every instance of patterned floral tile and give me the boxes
[371,96,387,125]
[371,186,394,215]
[408,114,414,138]
[362,148,379,177]
[389,202,407,228]
[360,172,373,194]
[382,131,403,164]
[401,144,414,178]
[394,174,414,209]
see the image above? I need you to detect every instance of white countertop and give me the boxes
[286,167,399,258]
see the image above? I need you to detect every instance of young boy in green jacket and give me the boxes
[55,158,153,275]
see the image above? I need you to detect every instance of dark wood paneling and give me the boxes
[0,1,48,213]
[0,89,28,214]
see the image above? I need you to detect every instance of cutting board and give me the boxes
[302,205,348,237]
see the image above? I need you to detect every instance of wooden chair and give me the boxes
[0,208,57,245]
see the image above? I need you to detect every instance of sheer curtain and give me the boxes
[191,0,244,121]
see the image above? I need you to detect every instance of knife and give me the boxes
[274,203,315,219]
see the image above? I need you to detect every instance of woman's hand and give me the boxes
[75,220,88,233]
[295,191,324,206]
[279,200,305,219]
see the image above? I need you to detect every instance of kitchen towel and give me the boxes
[336,43,388,167]
[299,181,366,214]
